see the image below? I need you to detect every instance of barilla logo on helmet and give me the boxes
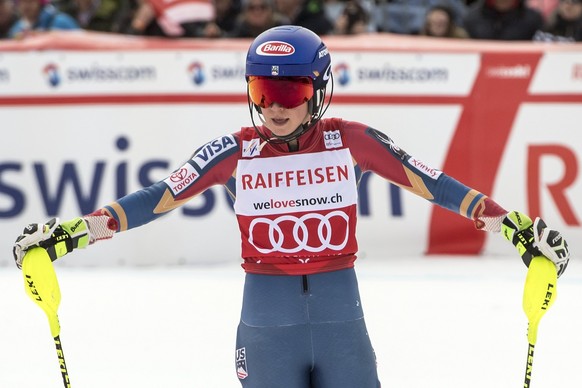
[256,41,295,56]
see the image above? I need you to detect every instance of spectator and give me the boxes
[9,0,79,38]
[197,0,241,37]
[527,0,559,21]
[274,0,333,35]
[231,0,288,38]
[332,0,371,34]
[374,0,467,35]
[125,0,230,37]
[0,0,18,38]
[543,0,582,41]
[420,3,469,37]
[59,0,132,33]
[463,0,544,40]
[124,0,164,36]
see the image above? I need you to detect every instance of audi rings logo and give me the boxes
[323,130,342,149]
[324,132,340,141]
[248,211,349,254]
[170,168,189,182]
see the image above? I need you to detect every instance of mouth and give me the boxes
[271,117,289,126]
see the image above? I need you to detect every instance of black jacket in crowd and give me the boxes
[463,0,544,40]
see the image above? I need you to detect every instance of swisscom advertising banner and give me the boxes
[0,33,580,266]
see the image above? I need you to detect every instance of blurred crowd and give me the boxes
[0,0,581,42]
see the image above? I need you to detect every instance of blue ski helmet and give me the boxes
[246,25,331,92]
[245,26,333,143]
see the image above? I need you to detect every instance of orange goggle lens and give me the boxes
[248,76,314,109]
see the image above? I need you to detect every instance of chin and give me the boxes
[267,126,294,137]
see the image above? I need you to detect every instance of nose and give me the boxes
[268,102,286,110]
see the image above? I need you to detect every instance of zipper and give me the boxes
[302,275,309,294]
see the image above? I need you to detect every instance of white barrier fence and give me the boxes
[0,32,580,266]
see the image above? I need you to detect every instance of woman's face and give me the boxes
[260,102,310,138]
[18,0,41,23]
[247,76,314,138]
[426,9,450,37]
[559,0,582,21]
[0,0,15,24]
[245,1,272,27]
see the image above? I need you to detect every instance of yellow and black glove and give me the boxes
[13,217,90,269]
[502,211,570,277]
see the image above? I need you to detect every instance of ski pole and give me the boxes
[522,255,557,388]
[22,247,71,388]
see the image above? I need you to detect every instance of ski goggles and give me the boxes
[248,76,314,109]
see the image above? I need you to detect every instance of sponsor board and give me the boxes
[0,51,247,95]
[530,52,582,93]
[330,52,480,95]
[0,40,580,265]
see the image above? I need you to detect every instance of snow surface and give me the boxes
[1,255,580,388]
